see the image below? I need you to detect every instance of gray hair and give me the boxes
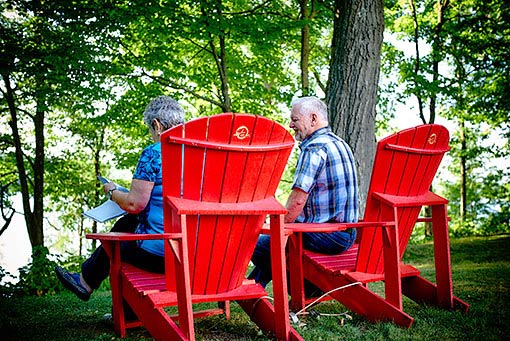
[143,96,185,130]
[291,96,328,121]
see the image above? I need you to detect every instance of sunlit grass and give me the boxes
[1,235,508,340]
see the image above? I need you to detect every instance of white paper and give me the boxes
[83,199,126,223]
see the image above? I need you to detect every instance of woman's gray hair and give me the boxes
[291,96,328,121]
[143,96,185,130]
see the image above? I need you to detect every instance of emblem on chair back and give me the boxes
[357,124,450,274]
[233,125,250,140]
[160,113,294,294]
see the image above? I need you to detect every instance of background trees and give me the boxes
[1,0,508,286]
[382,0,509,236]
[0,0,117,254]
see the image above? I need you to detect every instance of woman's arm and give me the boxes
[106,179,154,214]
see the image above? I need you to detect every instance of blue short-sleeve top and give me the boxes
[133,142,164,256]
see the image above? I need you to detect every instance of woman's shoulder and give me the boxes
[137,143,161,165]
[144,142,161,152]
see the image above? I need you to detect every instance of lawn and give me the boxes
[1,234,509,340]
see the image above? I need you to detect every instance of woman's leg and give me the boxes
[120,242,165,274]
[247,235,272,288]
[81,214,139,289]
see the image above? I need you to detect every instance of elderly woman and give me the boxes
[55,96,185,302]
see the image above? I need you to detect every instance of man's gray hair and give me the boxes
[143,96,185,130]
[291,96,328,121]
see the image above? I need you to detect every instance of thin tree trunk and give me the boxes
[409,0,426,124]
[204,0,231,112]
[424,0,449,236]
[460,119,467,222]
[300,0,311,96]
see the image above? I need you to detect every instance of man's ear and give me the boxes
[310,113,318,126]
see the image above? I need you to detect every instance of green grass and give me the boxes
[1,235,509,340]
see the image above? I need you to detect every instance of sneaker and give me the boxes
[55,266,91,301]
[102,313,114,324]
[103,305,138,324]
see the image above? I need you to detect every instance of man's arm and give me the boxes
[284,188,309,223]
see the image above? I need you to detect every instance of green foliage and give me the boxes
[4,0,324,255]
[441,122,510,237]
[382,0,510,238]
[4,246,89,298]
[13,246,63,297]
[0,266,16,298]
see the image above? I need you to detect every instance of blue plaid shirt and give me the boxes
[293,127,358,223]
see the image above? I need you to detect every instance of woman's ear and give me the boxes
[152,119,163,133]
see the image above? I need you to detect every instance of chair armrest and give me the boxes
[86,232,182,241]
[261,223,295,236]
[373,191,448,208]
[165,196,287,215]
[284,220,394,233]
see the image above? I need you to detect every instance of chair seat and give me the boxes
[121,262,269,309]
[303,243,359,275]
[121,263,166,294]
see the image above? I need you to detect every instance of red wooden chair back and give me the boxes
[356,124,450,274]
[161,113,294,294]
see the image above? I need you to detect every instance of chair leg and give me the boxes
[218,301,231,319]
[303,263,414,328]
[237,298,303,341]
[122,280,188,341]
[325,280,413,328]
[431,204,455,308]
[401,275,470,313]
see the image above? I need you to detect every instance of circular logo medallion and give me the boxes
[234,126,250,140]
[428,133,437,145]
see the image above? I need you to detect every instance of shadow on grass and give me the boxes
[1,234,508,340]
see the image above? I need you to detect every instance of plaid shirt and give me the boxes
[293,127,358,223]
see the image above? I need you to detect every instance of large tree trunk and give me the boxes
[326,0,384,215]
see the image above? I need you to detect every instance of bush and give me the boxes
[0,266,16,298]
[13,246,61,296]
[2,245,94,298]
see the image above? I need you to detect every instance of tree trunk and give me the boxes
[424,0,449,236]
[300,0,311,96]
[204,0,231,112]
[460,119,467,222]
[3,72,45,250]
[32,96,46,248]
[409,0,426,124]
[326,0,384,215]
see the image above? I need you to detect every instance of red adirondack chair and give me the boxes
[287,124,469,328]
[88,113,303,340]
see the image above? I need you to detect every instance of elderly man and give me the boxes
[249,96,358,291]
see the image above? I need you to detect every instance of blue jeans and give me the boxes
[248,229,357,288]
